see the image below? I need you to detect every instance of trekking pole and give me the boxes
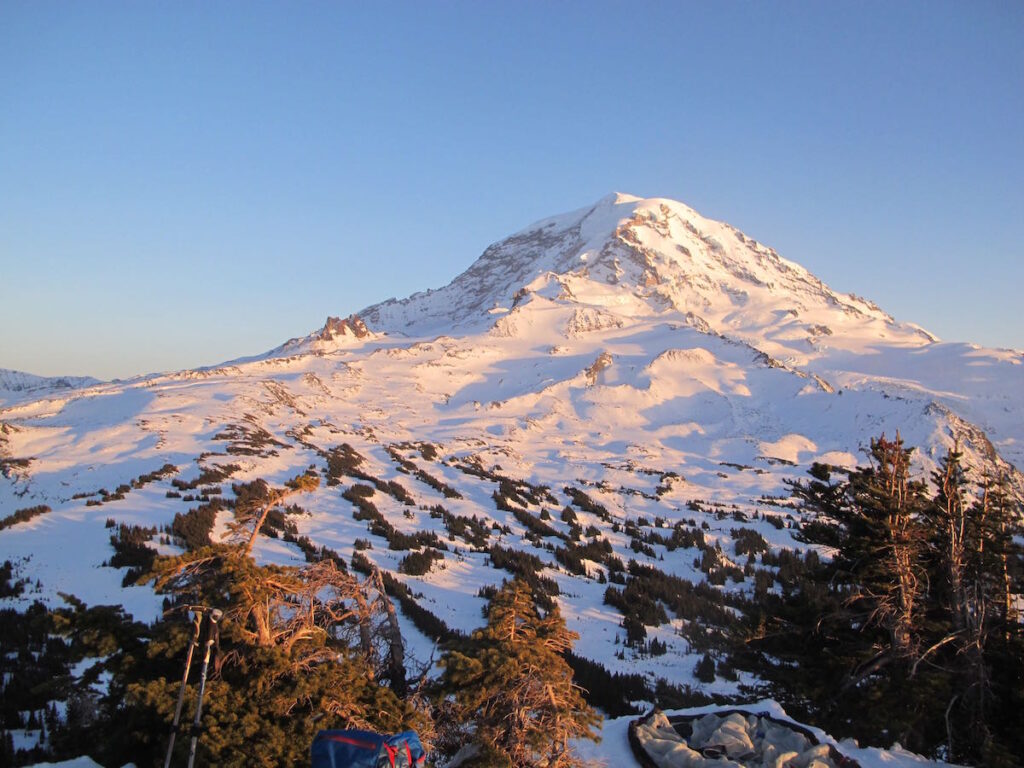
[186,608,222,768]
[163,608,205,768]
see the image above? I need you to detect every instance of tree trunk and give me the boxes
[373,568,406,697]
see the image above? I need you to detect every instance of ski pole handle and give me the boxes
[186,610,221,768]
[163,609,204,768]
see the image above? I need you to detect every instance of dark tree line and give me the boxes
[737,435,1024,766]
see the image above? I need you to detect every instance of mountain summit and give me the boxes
[361,193,934,362]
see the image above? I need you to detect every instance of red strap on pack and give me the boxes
[322,734,378,751]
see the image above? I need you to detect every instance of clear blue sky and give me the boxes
[2,1,1022,380]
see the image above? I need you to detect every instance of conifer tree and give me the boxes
[92,544,428,767]
[225,471,320,556]
[441,578,600,768]
[961,470,1024,766]
[844,434,928,659]
[770,435,1024,764]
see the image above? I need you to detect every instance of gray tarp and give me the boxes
[632,711,843,768]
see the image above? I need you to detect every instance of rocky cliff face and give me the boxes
[318,315,370,341]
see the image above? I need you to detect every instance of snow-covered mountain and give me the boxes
[1,193,1021,733]
[0,368,101,409]
[364,193,932,348]
[362,192,1021,472]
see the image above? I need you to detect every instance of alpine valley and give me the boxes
[2,194,1022,767]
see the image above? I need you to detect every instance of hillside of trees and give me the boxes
[0,435,1021,767]
[733,436,1024,766]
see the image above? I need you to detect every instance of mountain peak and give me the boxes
[357,194,934,360]
[601,191,643,205]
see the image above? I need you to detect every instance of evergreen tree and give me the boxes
[960,470,1024,765]
[1,731,14,765]
[88,545,428,767]
[914,446,1024,764]
[763,435,1024,764]
[694,654,716,683]
[842,434,929,660]
[226,471,320,556]
[917,444,985,758]
[441,579,600,767]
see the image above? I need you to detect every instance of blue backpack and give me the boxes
[311,729,426,768]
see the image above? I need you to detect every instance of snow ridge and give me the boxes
[0,368,102,408]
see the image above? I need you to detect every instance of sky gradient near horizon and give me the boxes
[2,1,1022,380]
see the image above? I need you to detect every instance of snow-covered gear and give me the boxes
[629,709,860,768]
